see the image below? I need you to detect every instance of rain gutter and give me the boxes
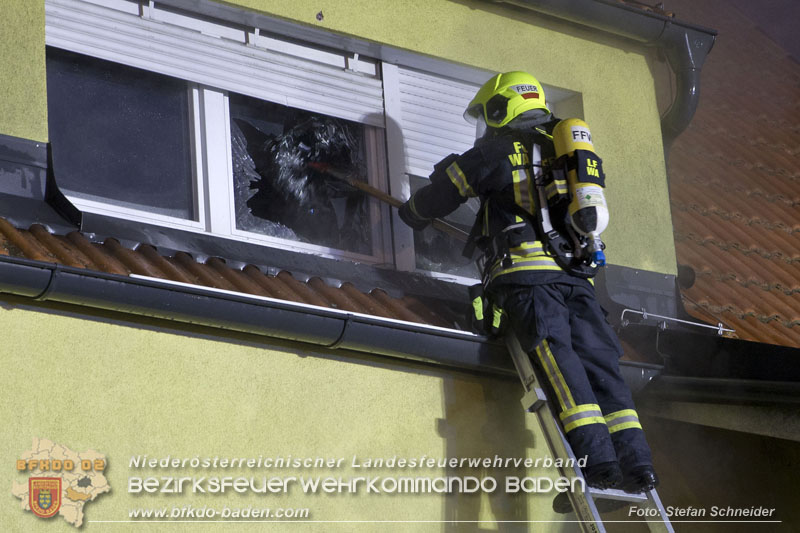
[0,254,511,374]
[491,0,717,152]
[0,254,664,388]
[642,376,800,406]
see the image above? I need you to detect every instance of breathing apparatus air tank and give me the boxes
[552,118,609,266]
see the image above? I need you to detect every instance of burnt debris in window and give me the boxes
[230,94,371,255]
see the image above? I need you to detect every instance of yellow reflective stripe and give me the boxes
[482,201,490,236]
[545,180,568,200]
[512,169,534,219]
[493,251,558,263]
[511,241,543,249]
[564,416,607,433]
[509,241,545,254]
[559,403,602,421]
[608,421,643,434]
[533,341,570,411]
[605,409,643,434]
[542,340,575,408]
[472,297,483,321]
[560,405,605,433]
[490,262,562,281]
[487,238,561,280]
[492,306,505,328]
[507,251,549,260]
[532,340,575,412]
[489,250,561,280]
[446,162,476,197]
[605,409,638,422]
[525,169,536,220]
[512,176,523,223]
[491,260,560,274]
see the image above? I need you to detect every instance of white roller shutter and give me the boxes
[45,0,385,127]
[390,66,480,178]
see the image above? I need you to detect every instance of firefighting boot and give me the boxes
[583,461,622,489]
[621,465,659,494]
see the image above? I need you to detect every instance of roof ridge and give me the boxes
[673,231,800,263]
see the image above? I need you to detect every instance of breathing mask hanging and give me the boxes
[474,114,488,143]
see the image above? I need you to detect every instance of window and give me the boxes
[45,0,388,263]
[45,0,579,283]
[229,93,373,256]
[382,64,482,279]
[46,47,196,221]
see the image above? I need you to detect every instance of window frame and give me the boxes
[214,89,394,264]
[45,75,208,232]
[45,0,582,283]
[46,0,391,264]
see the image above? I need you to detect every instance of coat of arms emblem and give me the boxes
[29,477,62,518]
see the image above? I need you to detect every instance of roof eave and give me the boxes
[0,254,512,374]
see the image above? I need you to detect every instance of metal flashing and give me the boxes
[78,210,471,304]
[0,135,80,234]
[0,133,48,169]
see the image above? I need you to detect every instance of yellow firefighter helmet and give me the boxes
[464,71,550,131]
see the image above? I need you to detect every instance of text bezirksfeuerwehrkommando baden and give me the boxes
[127,455,587,495]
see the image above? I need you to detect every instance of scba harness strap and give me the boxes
[487,195,599,280]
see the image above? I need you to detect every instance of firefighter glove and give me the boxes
[398,201,431,231]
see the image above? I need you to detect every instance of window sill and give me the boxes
[79,210,473,308]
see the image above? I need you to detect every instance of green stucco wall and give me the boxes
[2,305,577,532]
[223,0,677,274]
[0,0,47,142]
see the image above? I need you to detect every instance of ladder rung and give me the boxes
[588,487,649,502]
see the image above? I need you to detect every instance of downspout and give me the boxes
[491,0,717,154]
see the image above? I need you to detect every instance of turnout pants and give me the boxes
[497,281,653,472]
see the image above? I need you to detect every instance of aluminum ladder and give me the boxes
[505,333,674,533]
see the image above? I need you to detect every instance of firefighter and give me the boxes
[398,71,658,494]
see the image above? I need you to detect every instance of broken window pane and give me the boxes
[409,175,480,279]
[230,93,372,256]
[46,47,194,219]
